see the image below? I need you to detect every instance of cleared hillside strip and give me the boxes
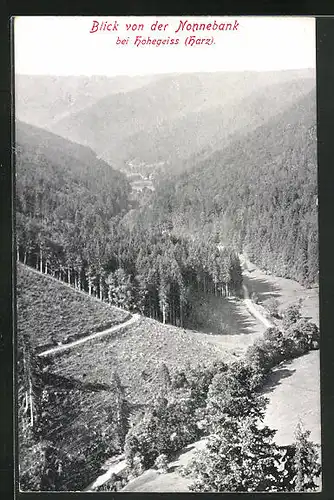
[17,263,130,350]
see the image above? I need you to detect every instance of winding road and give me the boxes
[38,314,141,357]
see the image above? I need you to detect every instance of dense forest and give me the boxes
[138,88,318,286]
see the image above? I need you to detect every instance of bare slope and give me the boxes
[17,263,129,351]
[50,315,237,406]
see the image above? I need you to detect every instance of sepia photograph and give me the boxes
[14,16,321,493]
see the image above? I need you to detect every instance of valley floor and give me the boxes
[241,257,319,326]
[240,257,320,445]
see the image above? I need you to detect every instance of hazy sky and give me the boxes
[14,16,315,76]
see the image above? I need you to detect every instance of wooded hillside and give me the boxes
[16,121,131,296]
[141,88,318,286]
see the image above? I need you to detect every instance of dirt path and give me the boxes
[242,284,273,329]
[38,314,140,357]
[121,439,207,492]
[84,456,127,492]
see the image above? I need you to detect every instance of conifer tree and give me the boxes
[292,422,321,492]
[109,371,130,449]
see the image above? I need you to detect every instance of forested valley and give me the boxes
[16,121,243,329]
[16,69,320,493]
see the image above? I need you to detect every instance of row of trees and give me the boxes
[16,215,243,327]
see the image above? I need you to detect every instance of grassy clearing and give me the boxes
[186,290,265,336]
[262,350,321,446]
[17,263,129,349]
[241,259,321,447]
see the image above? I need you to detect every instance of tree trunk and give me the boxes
[23,252,27,265]
[99,275,103,301]
[28,377,34,427]
[67,268,71,285]
[39,248,43,273]
[24,390,29,414]
[180,302,184,327]
[88,269,92,295]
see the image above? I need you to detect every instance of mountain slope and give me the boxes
[122,76,315,174]
[15,74,160,129]
[48,69,315,170]
[16,121,131,279]
[144,88,318,285]
[17,264,227,490]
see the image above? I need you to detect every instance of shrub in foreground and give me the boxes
[282,303,302,330]
[154,453,169,473]
[264,297,280,318]
[124,393,202,471]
